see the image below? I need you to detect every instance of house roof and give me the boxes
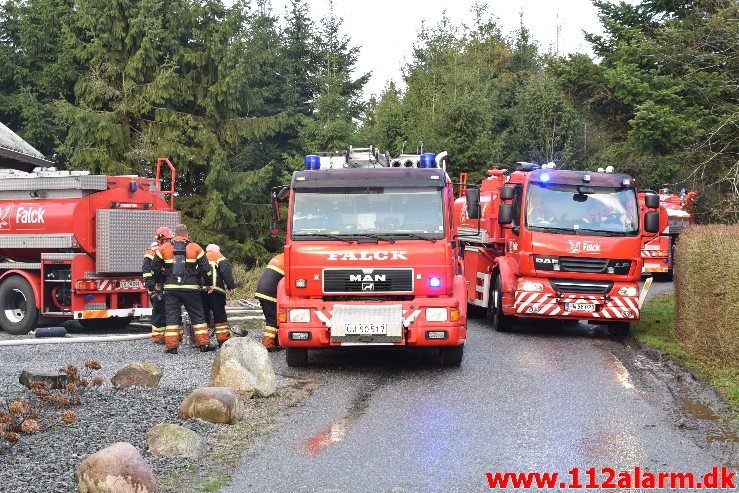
[0,121,52,171]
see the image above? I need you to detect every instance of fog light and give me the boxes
[289,309,310,323]
[425,307,447,322]
[426,330,448,340]
[290,331,311,341]
[626,287,637,296]
[517,280,544,292]
[429,276,441,288]
[295,278,307,288]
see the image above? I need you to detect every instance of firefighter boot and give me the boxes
[164,325,181,353]
[215,322,230,347]
[262,326,279,351]
[193,322,215,352]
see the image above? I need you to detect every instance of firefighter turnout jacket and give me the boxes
[142,243,160,289]
[152,236,212,290]
[255,253,285,303]
[206,250,236,294]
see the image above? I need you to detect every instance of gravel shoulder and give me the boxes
[0,327,311,493]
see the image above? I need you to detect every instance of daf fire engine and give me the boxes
[0,158,180,335]
[269,146,467,367]
[455,163,661,337]
[641,188,697,277]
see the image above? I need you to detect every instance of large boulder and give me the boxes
[210,338,276,398]
[19,369,68,390]
[111,363,163,389]
[146,424,202,458]
[179,387,243,424]
[76,442,157,493]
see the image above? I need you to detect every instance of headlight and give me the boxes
[517,280,544,292]
[289,308,311,323]
[425,308,448,322]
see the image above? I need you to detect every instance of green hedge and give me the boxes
[674,225,739,368]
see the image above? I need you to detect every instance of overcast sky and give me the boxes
[298,0,607,98]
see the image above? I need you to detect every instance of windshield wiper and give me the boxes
[344,233,396,243]
[533,227,577,235]
[293,233,355,243]
[576,228,630,237]
[391,233,437,243]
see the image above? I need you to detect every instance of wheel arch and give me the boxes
[0,270,42,309]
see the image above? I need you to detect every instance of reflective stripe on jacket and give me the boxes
[151,236,211,290]
[206,250,236,294]
[255,253,284,302]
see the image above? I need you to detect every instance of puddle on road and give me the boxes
[680,395,738,444]
[603,352,635,390]
[303,386,375,456]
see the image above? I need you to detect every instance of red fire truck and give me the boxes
[0,158,180,335]
[269,146,467,367]
[454,163,661,337]
[641,188,697,277]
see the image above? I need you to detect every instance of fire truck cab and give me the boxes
[455,163,661,337]
[641,188,697,277]
[270,146,467,367]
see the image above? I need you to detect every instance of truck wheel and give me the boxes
[0,276,39,335]
[439,344,464,367]
[488,275,513,332]
[80,317,133,331]
[286,347,308,367]
[610,322,630,339]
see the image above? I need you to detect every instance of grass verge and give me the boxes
[633,293,739,411]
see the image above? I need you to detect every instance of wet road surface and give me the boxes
[223,283,736,492]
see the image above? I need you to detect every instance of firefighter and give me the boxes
[255,253,284,351]
[202,244,236,346]
[151,223,213,354]
[142,227,174,344]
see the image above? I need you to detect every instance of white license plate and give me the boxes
[565,303,596,312]
[344,323,388,335]
[119,280,144,289]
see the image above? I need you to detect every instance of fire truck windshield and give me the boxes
[291,187,444,240]
[525,183,639,236]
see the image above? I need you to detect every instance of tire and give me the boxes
[80,317,133,331]
[439,344,464,367]
[0,276,39,335]
[610,322,630,339]
[487,274,513,332]
[286,347,308,367]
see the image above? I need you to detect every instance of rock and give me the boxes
[19,369,68,390]
[179,387,243,424]
[210,338,276,398]
[146,424,202,458]
[111,363,162,389]
[76,442,157,493]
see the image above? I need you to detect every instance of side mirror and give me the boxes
[498,203,513,225]
[644,210,660,233]
[465,189,480,219]
[269,191,280,236]
[645,192,659,209]
[501,185,515,201]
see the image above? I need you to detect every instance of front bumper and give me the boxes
[277,298,466,348]
[509,278,640,321]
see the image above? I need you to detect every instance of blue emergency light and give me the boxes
[540,172,551,183]
[304,155,320,170]
[429,276,441,288]
[129,181,138,192]
[419,153,437,168]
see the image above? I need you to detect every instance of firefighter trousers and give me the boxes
[164,289,209,349]
[258,298,278,341]
[151,297,166,343]
[202,291,230,344]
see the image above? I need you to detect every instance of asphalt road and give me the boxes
[224,282,736,493]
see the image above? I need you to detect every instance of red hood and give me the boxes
[530,232,641,258]
[285,241,453,297]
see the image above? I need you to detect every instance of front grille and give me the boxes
[323,269,414,293]
[559,257,609,273]
[550,279,613,294]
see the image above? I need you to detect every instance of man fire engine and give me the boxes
[455,162,661,337]
[269,146,467,367]
[641,187,697,277]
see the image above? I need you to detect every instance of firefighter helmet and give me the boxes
[155,226,174,242]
